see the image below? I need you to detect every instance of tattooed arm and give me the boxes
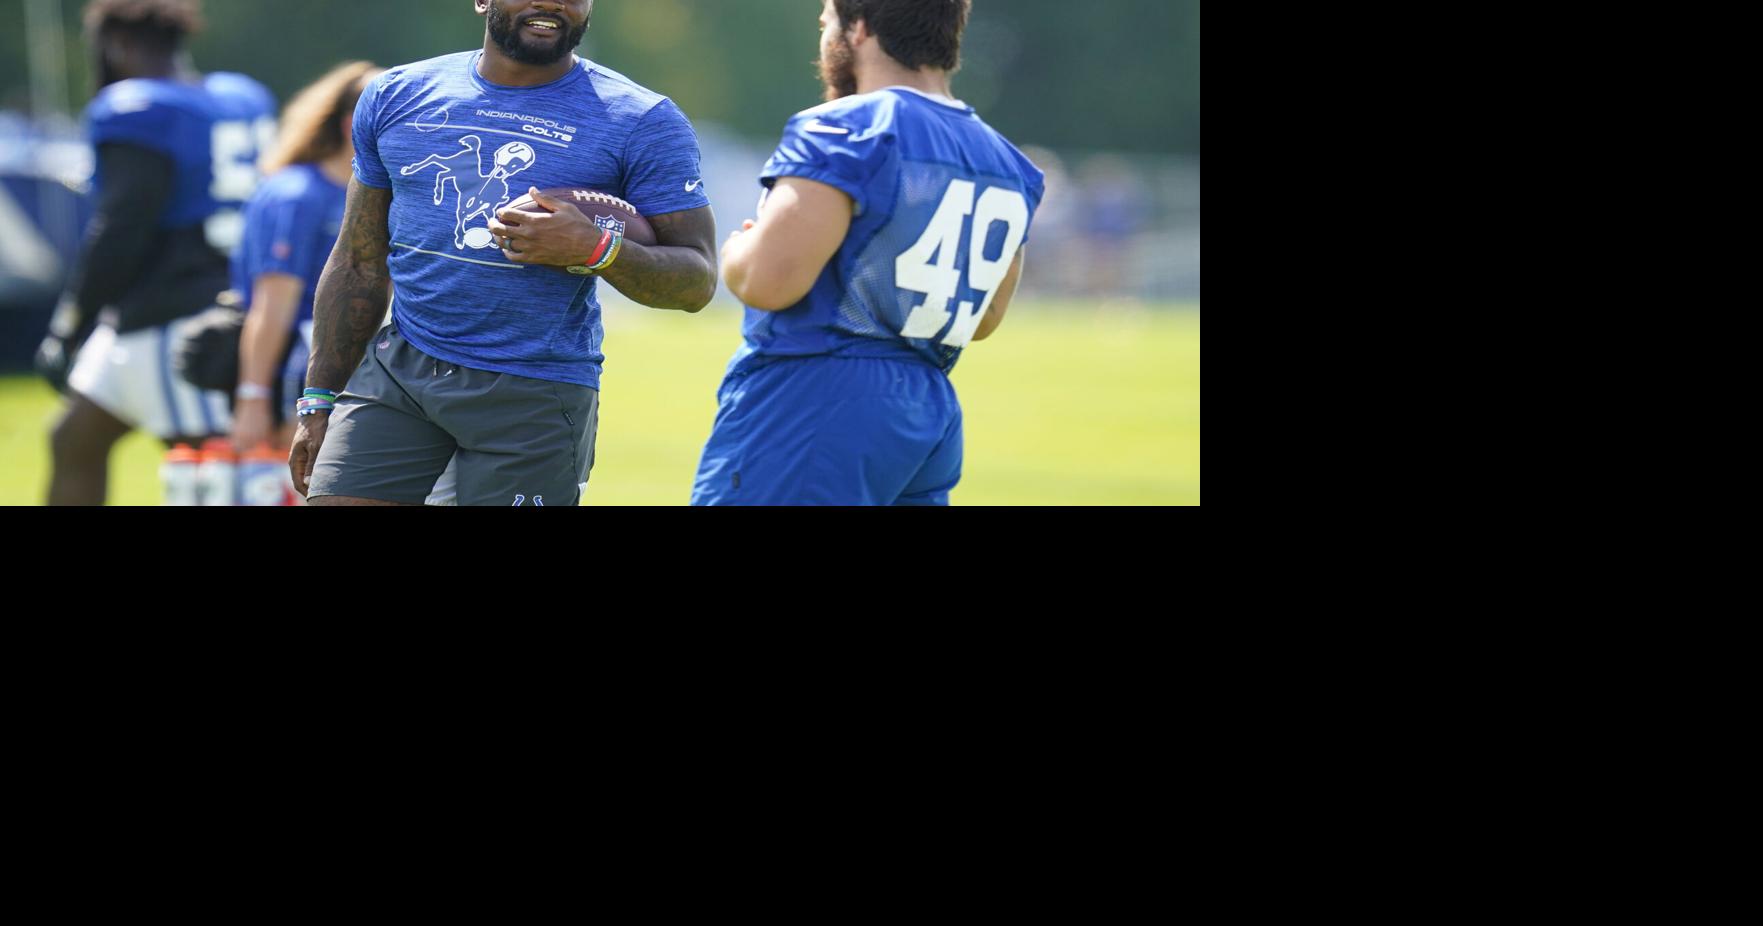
[307,179,393,388]
[490,194,718,313]
[598,205,718,312]
[289,178,392,496]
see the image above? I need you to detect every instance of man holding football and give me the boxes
[294,0,717,506]
[693,0,1044,505]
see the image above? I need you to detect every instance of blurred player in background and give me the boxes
[294,0,717,506]
[230,62,382,454]
[38,0,276,505]
[694,0,1043,505]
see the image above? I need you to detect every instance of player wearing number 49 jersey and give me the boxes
[694,0,1044,506]
[38,0,275,506]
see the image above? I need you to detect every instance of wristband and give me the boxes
[297,388,338,417]
[567,231,624,276]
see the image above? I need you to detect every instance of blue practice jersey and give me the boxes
[352,51,711,388]
[232,163,346,332]
[84,73,276,250]
[203,72,280,254]
[729,87,1045,377]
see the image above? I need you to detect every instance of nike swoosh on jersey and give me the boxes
[803,121,851,135]
[685,179,703,192]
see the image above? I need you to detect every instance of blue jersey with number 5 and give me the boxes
[85,73,275,250]
[730,87,1045,376]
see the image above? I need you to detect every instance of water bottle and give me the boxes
[161,444,201,506]
[239,443,291,507]
[197,437,238,507]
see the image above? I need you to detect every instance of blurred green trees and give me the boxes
[2,0,1197,154]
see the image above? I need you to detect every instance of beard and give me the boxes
[819,33,858,102]
[487,1,588,66]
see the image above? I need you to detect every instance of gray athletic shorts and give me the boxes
[308,324,598,506]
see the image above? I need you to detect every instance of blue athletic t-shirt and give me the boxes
[352,51,711,388]
[233,164,346,326]
[729,87,1045,377]
[233,163,347,385]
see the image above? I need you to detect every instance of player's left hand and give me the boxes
[35,296,87,394]
[721,220,757,265]
[34,335,72,394]
[489,187,608,268]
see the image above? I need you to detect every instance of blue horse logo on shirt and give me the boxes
[400,137,536,250]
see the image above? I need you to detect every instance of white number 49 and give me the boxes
[896,180,1028,348]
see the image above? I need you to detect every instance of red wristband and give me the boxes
[583,230,614,267]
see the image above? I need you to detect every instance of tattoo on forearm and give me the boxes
[308,182,393,389]
[601,207,719,312]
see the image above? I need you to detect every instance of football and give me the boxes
[503,187,658,273]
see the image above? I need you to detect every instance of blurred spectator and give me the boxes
[1078,154,1149,300]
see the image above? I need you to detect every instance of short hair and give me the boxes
[83,0,204,52]
[832,0,971,72]
[261,62,383,175]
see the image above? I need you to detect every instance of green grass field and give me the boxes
[0,300,1199,505]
